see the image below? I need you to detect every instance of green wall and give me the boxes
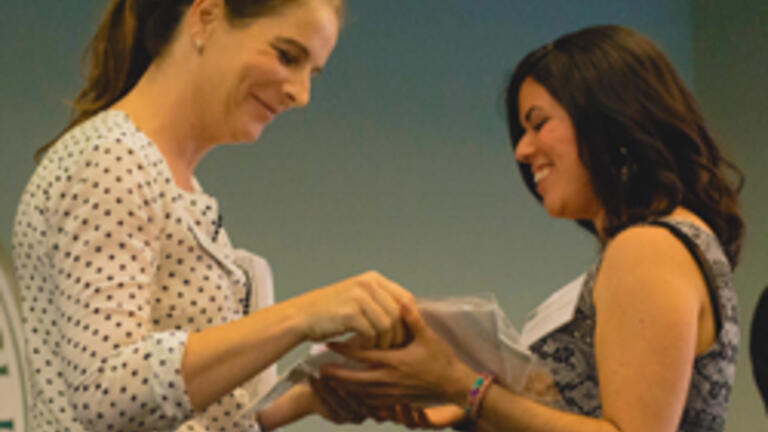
[694,0,768,430]
[1,1,764,430]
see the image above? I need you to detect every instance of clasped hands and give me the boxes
[279,270,483,429]
[307,300,480,429]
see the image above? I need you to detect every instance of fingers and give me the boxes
[368,405,394,423]
[362,403,414,426]
[322,376,437,405]
[374,276,415,346]
[327,343,396,366]
[357,271,414,348]
[367,270,416,309]
[358,393,403,407]
[316,373,447,429]
[354,290,396,349]
[424,404,466,428]
[366,388,437,404]
[396,404,418,427]
[351,304,387,350]
[405,405,438,429]
[320,363,391,383]
[414,406,434,428]
[342,312,378,348]
[309,377,366,424]
[359,279,403,348]
[305,270,414,348]
[400,301,428,337]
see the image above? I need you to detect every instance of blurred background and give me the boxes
[1,0,766,430]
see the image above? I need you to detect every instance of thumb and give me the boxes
[401,302,428,336]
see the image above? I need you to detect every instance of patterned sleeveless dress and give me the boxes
[528,219,739,431]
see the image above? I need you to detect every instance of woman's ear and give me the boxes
[185,0,225,52]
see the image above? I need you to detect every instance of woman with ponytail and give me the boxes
[13,0,415,431]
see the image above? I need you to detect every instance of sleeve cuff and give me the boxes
[148,330,195,421]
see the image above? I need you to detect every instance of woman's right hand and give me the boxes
[288,271,414,349]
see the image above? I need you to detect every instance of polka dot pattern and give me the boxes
[13,110,277,431]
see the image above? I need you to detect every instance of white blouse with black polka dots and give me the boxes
[13,110,277,431]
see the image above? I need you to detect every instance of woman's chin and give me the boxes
[541,198,562,219]
[542,202,574,221]
[229,124,265,144]
[543,203,600,224]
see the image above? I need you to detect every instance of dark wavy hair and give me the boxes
[505,25,744,267]
[35,0,345,163]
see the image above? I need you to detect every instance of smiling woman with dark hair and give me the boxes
[322,25,744,432]
[505,26,743,265]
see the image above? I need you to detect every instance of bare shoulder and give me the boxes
[602,224,688,263]
[594,223,707,307]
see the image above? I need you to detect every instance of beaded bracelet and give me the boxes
[470,373,495,420]
[452,372,495,430]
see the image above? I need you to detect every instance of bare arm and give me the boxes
[183,270,415,411]
[432,358,621,432]
[591,225,711,431]
[181,298,305,411]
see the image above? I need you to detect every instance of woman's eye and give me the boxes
[533,118,548,131]
[276,47,298,66]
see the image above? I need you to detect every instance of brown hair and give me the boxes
[35,0,345,163]
[505,25,745,266]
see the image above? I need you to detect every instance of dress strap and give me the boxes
[647,220,723,335]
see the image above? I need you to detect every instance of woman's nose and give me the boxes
[283,72,311,108]
[514,132,535,163]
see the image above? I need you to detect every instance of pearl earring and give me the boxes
[194,40,204,54]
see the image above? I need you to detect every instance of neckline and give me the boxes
[103,109,212,200]
[655,216,716,239]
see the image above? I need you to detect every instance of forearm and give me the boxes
[182,299,306,411]
[445,368,618,432]
[476,386,619,432]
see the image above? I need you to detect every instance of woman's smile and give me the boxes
[251,94,276,122]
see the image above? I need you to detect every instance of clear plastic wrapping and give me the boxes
[237,293,539,419]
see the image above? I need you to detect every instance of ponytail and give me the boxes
[34,0,191,163]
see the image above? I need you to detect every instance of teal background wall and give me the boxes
[0,1,764,431]
[694,0,768,430]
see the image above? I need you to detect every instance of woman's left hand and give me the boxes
[321,303,477,406]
